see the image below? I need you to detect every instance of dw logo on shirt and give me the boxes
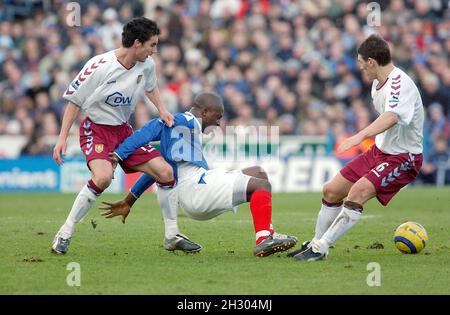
[105,92,133,107]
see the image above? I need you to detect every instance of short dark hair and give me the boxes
[357,34,391,66]
[192,92,224,111]
[122,17,160,48]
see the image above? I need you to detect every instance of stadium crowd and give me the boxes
[0,0,449,184]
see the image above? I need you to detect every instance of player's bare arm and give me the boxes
[145,87,174,127]
[338,112,399,154]
[53,102,80,165]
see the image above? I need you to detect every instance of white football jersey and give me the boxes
[371,67,424,155]
[63,50,157,125]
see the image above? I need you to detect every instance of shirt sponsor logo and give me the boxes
[105,92,133,107]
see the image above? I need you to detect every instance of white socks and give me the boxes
[157,185,180,239]
[313,205,362,254]
[59,185,97,239]
[312,202,343,242]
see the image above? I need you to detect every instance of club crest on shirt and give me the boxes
[137,74,143,84]
[95,144,104,153]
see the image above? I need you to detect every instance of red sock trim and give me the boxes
[344,201,364,213]
[157,179,176,187]
[322,198,343,208]
[87,179,103,196]
[250,190,272,238]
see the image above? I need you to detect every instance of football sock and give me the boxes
[59,183,98,239]
[250,190,272,245]
[315,201,363,254]
[87,179,103,196]
[313,199,343,242]
[157,184,180,239]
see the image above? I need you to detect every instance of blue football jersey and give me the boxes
[114,111,209,180]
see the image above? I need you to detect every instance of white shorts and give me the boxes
[177,163,251,221]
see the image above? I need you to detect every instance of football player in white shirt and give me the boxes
[51,17,175,254]
[289,34,424,261]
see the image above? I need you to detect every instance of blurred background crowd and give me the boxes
[0,0,449,184]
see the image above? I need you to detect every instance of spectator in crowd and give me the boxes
[418,135,450,185]
[0,0,448,163]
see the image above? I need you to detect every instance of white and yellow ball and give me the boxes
[394,222,428,254]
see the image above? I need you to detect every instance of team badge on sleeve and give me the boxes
[95,144,104,153]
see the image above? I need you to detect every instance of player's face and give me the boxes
[357,55,377,80]
[202,108,223,133]
[136,36,158,62]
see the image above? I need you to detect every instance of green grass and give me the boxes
[0,187,449,294]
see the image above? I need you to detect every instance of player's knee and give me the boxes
[255,166,268,180]
[322,182,341,203]
[157,165,174,183]
[92,174,112,190]
[258,179,271,192]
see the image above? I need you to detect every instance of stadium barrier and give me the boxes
[0,135,338,193]
[0,155,340,193]
[0,156,124,193]
[1,135,448,192]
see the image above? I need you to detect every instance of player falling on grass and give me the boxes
[51,17,175,254]
[287,34,424,261]
[101,92,298,257]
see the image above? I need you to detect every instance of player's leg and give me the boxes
[155,184,202,253]
[245,177,272,241]
[53,118,119,254]
[318,178,375,251]
[128,155,201,252]
[243,175,298,256]
[129,156,174,185]
[241,166,268,181]
[310,150,423,260]
[239,167,272,234]
[241,167,279,235]
[130,157,176,236]
[52,159,113,254]
[294,177,376,261]
[127,156,201,251]
[315,173,354,241]
[286,172,354,257]
[235,167,292,238]
[121,146,176,233]
[290,146,377,260]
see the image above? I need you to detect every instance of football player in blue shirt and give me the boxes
[104,92,297,257]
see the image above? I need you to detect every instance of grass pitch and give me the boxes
[0,187,449,295]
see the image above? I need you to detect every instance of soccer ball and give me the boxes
[393,222,428,254]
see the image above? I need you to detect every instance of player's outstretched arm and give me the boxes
[338,112,399,153]
[53,102,80,165]
[114,118,164,160]
[131,173,156,199]
[146,87,174,127]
